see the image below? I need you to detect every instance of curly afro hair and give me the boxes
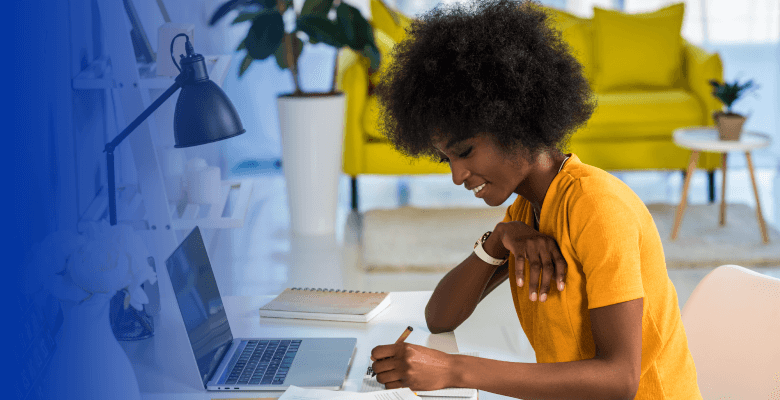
[375,0,596,160]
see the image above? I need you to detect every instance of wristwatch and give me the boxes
[473,231,508,266]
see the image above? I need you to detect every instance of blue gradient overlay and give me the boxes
[8,0,152,398]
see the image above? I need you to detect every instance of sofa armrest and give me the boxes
[336,48,371,176]
[683,40,724,125]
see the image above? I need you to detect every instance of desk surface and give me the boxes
[123,291,534,400]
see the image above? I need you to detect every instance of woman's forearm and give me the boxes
[424,253,497,333]
[452,355,638,400]
[425,226,510,333]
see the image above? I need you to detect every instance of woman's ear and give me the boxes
[535,150,556,169]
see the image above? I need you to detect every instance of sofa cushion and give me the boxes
[366,90,704,142]
[370,0,412,43]
[575,90,705,140]
[592,3,685,92]
[545,7,594,82]
[363,94,385,140]
[369,29,396,87]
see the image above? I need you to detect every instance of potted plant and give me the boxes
[709,78,758,141]
[209,0,381,236]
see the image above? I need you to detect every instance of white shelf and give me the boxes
[169,180,254,231]
[72,54,232,90]
[74,52,246,233]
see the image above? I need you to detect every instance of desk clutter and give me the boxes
[259,288,392,322]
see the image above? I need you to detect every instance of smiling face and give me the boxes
[433,133,533,207]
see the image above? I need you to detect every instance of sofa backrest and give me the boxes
[545,4,688,93]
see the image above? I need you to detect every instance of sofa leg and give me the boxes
[708,170,715,203]
[351,177,358,211]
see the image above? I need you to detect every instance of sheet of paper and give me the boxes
[212,398,277,400]
[362,353,479,398]
[279,385,419,400]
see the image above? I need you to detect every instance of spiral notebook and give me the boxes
[259,288,392,322]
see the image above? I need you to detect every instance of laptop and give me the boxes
[165,226,357,391]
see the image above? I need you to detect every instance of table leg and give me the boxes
[672,151,699,241]
[745,152,770,243]
[719,153,727,226]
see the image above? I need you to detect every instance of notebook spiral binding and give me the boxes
[290,288,386,294]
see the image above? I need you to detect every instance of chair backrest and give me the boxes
[681,264,780,399]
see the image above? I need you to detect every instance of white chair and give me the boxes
[681,264,780,399]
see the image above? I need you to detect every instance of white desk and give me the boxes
[125,291,531,400]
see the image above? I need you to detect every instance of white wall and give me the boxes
[131,0,370,176]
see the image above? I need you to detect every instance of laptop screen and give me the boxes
[166,226,234,387]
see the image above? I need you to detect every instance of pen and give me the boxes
[371,326,413,377]
[395,326,413,344]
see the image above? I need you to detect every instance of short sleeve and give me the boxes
[569,180,645,309]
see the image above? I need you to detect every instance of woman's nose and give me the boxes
[450,161,471,186]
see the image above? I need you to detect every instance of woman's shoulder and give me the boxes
[554,155,647,218]
[561,155,637,200]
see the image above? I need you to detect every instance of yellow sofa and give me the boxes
[336,1,723,208]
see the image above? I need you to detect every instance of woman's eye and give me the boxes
[458,147,472,158]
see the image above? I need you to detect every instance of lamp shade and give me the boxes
[173,79,245,148]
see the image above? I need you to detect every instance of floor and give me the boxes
[208,160,780,312]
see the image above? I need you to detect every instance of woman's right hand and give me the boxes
[496,221,567,303]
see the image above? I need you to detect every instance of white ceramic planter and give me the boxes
[278,93,345,236]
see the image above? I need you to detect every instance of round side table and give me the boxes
[672,127,772,243]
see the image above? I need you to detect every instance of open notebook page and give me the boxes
[279,385,419,400]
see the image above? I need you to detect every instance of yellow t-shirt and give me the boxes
[503,154,701,399]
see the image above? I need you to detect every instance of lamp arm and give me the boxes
[105,74,184,225]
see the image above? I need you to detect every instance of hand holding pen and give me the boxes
[369,326,457,391]
[368,326,413,376]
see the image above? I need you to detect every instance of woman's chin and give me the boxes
[484,194,508,207]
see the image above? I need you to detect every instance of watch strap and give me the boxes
[473,231,507,266]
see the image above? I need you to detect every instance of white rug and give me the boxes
[648,203,780,269]
[360,204,780,272]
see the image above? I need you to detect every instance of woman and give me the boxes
[369,1,702,399]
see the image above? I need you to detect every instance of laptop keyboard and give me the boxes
[225,339,301,385]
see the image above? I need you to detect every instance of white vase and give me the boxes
[44,293,141,400]
[278,93,346,236]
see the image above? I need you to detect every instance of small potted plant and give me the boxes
[709,78,758,140]
[209,0,381,235]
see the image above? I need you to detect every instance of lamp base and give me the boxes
[110,290,154,341]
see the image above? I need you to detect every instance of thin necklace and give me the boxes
[533,155,570,227]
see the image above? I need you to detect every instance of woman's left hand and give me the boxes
[370,343,457,391]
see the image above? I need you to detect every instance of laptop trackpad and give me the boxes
[285,339,355,387]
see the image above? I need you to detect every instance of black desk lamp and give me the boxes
[106,34,244,340]
[105,33,245,225]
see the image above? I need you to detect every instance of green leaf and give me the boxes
[297,15,346,48]
[336,2,375,51]
[301,0,334,18]
[361,43,381,72]
[239,53,254,77]
[245,10,285,60]
[237,38,247,51]
[233,10,261,24]
[209,0,276,26]
[273,34,304,70]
